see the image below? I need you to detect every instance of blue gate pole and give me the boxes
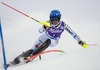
[0,19,7,70]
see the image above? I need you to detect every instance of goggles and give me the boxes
[50,17,60,21]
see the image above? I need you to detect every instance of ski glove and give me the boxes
[43,25,49,30]
[39,25,49,33]
[78,40,88,48]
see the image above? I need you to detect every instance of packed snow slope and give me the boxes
[0,18,100,70]
[0,0,100,70]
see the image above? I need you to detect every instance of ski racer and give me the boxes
[7,10,87,67]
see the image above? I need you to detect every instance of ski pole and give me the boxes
[1,2,50,27]
[87,44,97,46]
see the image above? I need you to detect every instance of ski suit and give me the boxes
[32,21,81,50]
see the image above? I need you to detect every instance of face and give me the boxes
[52,20,59,25]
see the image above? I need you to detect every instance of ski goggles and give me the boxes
[50,17,60,21]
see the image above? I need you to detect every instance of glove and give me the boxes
[43,25,49,30]
[78,40,88,48]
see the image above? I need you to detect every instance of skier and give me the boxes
[7,10,87,67]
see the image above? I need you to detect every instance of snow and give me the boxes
[0,0,100,70]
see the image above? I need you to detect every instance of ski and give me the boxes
[6,50,65,68]
[25,50,65,63]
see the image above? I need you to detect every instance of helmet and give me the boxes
[50,10,61,21]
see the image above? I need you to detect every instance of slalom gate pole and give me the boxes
[0,19,7,70]
[1,2,50,27]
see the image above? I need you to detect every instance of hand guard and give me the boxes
[78,40,88,48]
